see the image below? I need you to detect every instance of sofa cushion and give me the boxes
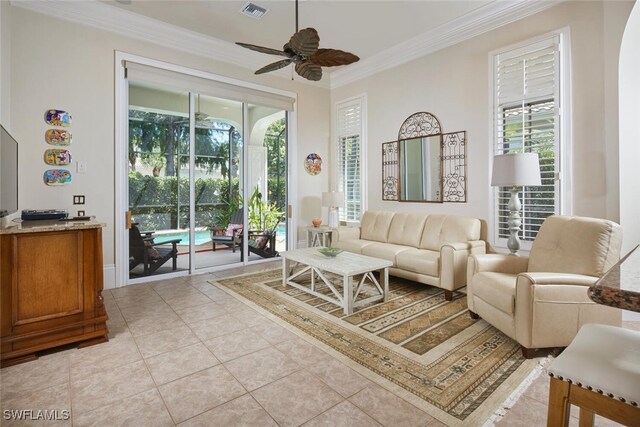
[360,211,395,243]
[334,239,375,254]
[471,272,516,315]
[528,216,623,277]
[395,248,440,277]
[361,243,411,266]
[420,215,481,251]
[387,212,428,248]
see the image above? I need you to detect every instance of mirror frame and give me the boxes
[441,131,467,202]
[382,140,399,201]
[397,112,443,203]
[381,112,467,203]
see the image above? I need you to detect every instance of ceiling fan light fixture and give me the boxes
[240,2,269,19]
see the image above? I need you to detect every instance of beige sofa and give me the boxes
[466,215,623,357]
[333,211,485,300]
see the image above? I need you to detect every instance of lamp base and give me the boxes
[328,208,339,228]
[507,186,522,256]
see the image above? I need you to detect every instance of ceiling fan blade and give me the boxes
[255,59,293,75]
[310,49,360,67]
[236,42,289,57]
[295,62,322,81]
[288,28,320,56]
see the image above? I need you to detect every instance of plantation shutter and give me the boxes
[336,99,362,222]
[494,36,561,242]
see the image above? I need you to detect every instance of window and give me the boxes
[336,96,366,222]
[492,32,569,246]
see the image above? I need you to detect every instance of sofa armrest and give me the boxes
[518,272,599,287]
[468,253,529,275]
[514,272,615,348]
[441,241,487,291]
[333,226,360,243]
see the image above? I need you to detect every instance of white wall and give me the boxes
[7,5,330,281]
[0,0,11,127]
[7,1,634,275]
[620,2,640,255]
[330,1,633,247]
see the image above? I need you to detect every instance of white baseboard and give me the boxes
[103,264,116,289]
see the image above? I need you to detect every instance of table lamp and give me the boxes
[491,153,541,256]
[322,191,344,228]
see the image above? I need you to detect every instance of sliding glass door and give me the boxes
[192,95,244,270]
[245,104,288,263]
[124,65,292,282]
[128,81,191,278]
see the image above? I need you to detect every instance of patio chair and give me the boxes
[129,224,181,276]
[247,218,283,260]
[211,208,243,252]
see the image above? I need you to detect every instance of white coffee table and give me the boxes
[281,247,392,315]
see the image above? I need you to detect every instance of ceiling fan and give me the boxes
[176,94,214,127]
[235,0,360,81]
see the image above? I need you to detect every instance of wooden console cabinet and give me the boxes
[0,221,109,367]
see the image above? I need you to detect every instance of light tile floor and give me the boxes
[1,262,637,426]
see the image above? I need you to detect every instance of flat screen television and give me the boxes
[0,125,18,218]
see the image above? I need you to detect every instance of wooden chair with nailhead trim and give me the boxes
[546,323,640,427]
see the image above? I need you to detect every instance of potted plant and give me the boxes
[210,193,242,237]
[248,186,284,232]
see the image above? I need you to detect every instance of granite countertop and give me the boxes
[0,218,105,235]
[588,245,640,312]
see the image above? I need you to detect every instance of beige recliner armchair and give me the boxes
[466,215,622,358]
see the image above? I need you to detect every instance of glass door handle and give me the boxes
[126,210,132,229]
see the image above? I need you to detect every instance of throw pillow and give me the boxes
[225,224,243,236]
[144,240,161,259]
[256,232,270,250]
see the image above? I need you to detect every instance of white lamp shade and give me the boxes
[322,191,345,208]
[491,153,542,187]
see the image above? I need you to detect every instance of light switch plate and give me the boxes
[77,161,87,173]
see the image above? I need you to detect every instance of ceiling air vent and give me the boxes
[240,2,269,19]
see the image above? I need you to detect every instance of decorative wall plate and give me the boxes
[44,109,72,127]
[43,169,72,186]
[44,149,72,166]
[45,129,72,146]
[304,153,322,175]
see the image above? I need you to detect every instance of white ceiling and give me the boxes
[14,0,559,87]
[103,1,492,61]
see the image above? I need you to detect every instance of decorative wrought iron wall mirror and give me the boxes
[382,112,466,202]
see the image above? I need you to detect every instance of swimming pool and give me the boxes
[155,225,287,246]
[154,230,212,246]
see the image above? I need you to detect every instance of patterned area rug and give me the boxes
[212,269,543,426]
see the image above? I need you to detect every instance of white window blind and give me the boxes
[493,35,561,243]
[336,99,362,222]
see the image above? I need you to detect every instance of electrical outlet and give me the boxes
[77,161,87,173]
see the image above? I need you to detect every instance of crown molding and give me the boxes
[329,0,565,89]
[10,0,329,88]
[11,0,563,91]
